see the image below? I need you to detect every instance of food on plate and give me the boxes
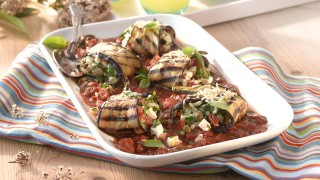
[46,19,268,155]
[121,20,176,57]
[97,86,159,137]
[171,85,248,133]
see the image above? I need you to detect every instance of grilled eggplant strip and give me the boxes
[148,50,191,88]
[122,20,176,57]
[88,42,142,77]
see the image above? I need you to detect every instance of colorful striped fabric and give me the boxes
[1,44,319,179]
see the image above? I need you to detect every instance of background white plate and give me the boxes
[39,14,293,167]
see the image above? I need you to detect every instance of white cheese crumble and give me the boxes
[166,136,181,147]
[195,134,204,143]
[146,107,157,119]
[198,119,211,131]
[151,124,164,138]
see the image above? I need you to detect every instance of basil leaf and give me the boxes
[139,78,150,88]
[135,68,148,75]
[134,74,147,81]
[143,140,165,148]
[106,64,117,77]
[42,36,68,49]
[208,101,229,110]
[182,45,195,57]
[0,10,29,36]
[15,8,39,17]
[144,22,157,29]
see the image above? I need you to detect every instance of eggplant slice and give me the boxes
[148,50,191,88]
[122,20,176,57]
[171,85,248,132]
[98,92,141,137]
[97,89,160,137]
[84,42,142,78]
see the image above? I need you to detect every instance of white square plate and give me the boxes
[39,14,293,167]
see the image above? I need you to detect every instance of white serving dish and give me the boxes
[39,14,293,167]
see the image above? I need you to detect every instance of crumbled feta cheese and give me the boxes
[166,136,181,147]
[151,124,164,138]
[198,119,211,131]
[195,134,203,143]
[146,107,157,119]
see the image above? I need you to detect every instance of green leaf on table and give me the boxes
[15,8,39,17]
[42,36,68,49]
[0,10,29,36]
[143,139,165,148]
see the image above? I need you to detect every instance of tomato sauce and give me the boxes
[76,35,268,155]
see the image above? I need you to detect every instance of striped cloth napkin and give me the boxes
[1,44,319,179]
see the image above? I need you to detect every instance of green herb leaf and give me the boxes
[135,69,148,75]
[194,50,209,78]
[144,22,158,29]
[100,82,109,88]
[184,115,196,126]
[139,78,150,88]
[143,140,165,148]
[15,7,39,17]
[182,45,195,57]
[0,10,29,36]
[42,36,68,49]
[134,74,147,81]
[106,64,117,77]
[152,119,161,127]
[208,101,229,110]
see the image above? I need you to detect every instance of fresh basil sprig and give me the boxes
[182,45,209,78]
[144,21,158,30]
[42,35,68,49]
[134,69,150,88]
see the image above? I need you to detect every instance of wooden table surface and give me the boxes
[1,1,320,179]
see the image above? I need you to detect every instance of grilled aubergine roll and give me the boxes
[171,84,248,132]
[147,50,214,88]
[97,89,160,137]
[121,20,175,57]
[80,42,142,83]
[148,50,191,88]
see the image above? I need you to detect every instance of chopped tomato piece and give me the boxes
[118,138,135,153]
[162,94,185,109]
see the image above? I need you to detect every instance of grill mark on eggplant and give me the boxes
[152,76,181,84]
[156,59,189,64]
[148,66,184,75]
[102,114,138,121]
[104,103,137,111]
